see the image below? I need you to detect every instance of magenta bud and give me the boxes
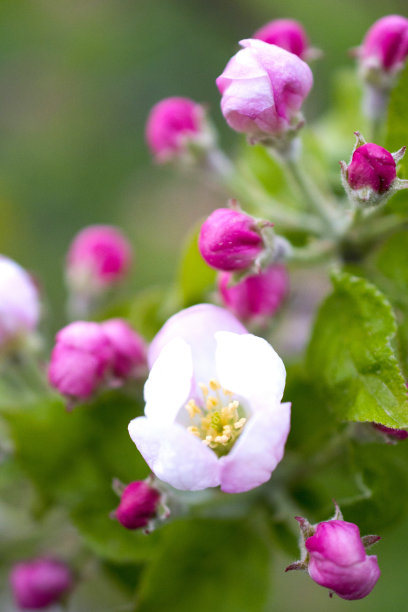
[373,423,408,441]
[114,480,161,530]
[67,225,132,295]
[218,264,288,324]
[359,15,408,74]
[145,97,207,163]
[10,558,73,610]
[101,318,147,379]
[216,39,313,146]
[199,208,266,272]
[48,321,113,401]
[347,143,396,194]
[305,520,381,600]
[253,19,310,59]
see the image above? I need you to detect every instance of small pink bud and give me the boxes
[48,321,113,401]
[347,143,396,194]
[216,39,313,145]
[101,318,147,379]
[145,97,207,163]
[67,225,132,295]
[359,15,408,74]
[373,423,408,440]
[10,558,73,610]
[305,520,380,600]
[218,264,288,324]
[114,480,161,530]
[199,208,266,272]
[253,19,310,59]
[0,256,40,350]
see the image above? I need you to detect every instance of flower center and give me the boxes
[185,378,247,457]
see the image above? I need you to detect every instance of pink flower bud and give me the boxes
[10,558,73,609]
[373,423,408,440]
[218,264,288,324]
[216,39,313,144]
[66,225,132,294]
[359,15,408,74]
[101,318,147,379]
[48,321,113,401]
[198,208,266,272]
[347,143,396,194]
[114,480,161,529]
[253,19,310,59]
[145,97,206,163]
[0,256,40,349]
[305,520,380,600]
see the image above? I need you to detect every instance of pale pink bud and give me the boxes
[347,143,396,194]
[216,39,313,144]
[218,264,288,324]
[359,15,408,74]
[198,208,266,272]
[0,256,40,349]
[305,520,380,600]
[253,19,310,59]
[101,318,147,379]
[48,321,113,401]
[10,558,73,609]
[114,480,161,529]
[66,225,132,294]
[145,97,206,163]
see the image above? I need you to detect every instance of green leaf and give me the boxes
[178,222,216,307]
[136,518,273,612]
[386,63,408,177]
[2,390,157,562]
[307,270,408,427]
[372,230,408,309]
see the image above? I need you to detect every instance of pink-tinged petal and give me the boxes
[219,401,291,493]
[128,417,220,490]
[306,521,366,566]
[148,304,247,369]
[48,344,103,399]
[215,331,286,409]
[144,338,193,425]
[308,554,380,601]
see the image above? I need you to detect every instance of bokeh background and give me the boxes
[1,0,408,610]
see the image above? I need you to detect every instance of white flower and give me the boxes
[128,305,290,493]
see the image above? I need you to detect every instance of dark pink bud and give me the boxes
[114,481,161,530]
[67,225,132,293]
[347,143,396,194]
[373,423,408,440]
[360,15,408,72]
[218,264,288,324]
[48,321,113,401]
[253,19,309,59]
[305,520,380,600]
[101,318,147,379]
[199,208,265,272]
[10,558,73,609]
[145,97,204,162]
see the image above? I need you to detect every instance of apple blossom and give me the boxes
[216,39,313,147]
[128,304,290,493]
[114,480,161,530]
[358,15,408,78]
[0,256,40,351]
[253,19,310,60]
[10,558,73,610]
[101,318,147,379]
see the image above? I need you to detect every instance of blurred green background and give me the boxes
[1,1,408,610]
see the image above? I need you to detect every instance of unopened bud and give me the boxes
[101,318,147,380]
[10,558,73,610]
[253,19,320,61]
[340,132,408,207]
[373,423,408,441]
[114,480,162,530]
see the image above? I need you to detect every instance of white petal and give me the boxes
[215,332,286,411]
[144,338,193,425]
[219,402,291,493]
[128,417,220,491]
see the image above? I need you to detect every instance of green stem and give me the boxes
[290,239,338,265]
